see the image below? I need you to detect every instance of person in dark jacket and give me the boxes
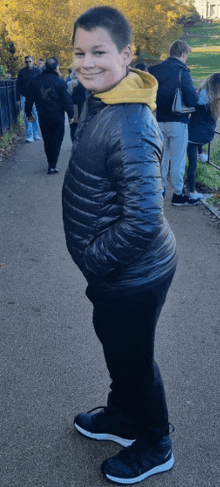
[148,40,199,206]
[17,56,41,142]
[66,66,73,82]
[187,73,220,198]
[37,58,46,71]
[68,81,86,141]
[62,6,177,485]
[25,57,74,174]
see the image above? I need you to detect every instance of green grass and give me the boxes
[187,51,220,79]
[183,22,220,78]
[195,159,220,190]
[185,139,220,191]
[0,111,24,149]
[207,194,220,204]
[183,22,220,37]
[189,37,220,47]
[185,158,220,191]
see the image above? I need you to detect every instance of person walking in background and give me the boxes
[68,81,86,141]
[25,56,74,174]
[62,6,177,484]
[17,56,41,143]
[57,65,65,80]
[187,73,220,199]
[148,40,199,206]
[37,58,46,71]
[66,68,78,93]
[66,67,73,82]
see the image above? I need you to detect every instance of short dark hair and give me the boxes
[72,6,132,53]
[169,40,191,58]
[25,55,33,61]
[38,58,44,62]
[46,56,59,72]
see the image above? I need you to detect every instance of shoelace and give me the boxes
[87,406,107,414]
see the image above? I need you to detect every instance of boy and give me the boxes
[62,6,177,484]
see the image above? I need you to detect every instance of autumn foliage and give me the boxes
[0,0,195,75]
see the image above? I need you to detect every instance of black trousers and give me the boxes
[86,270,176,440]
[70,122,78,142]
[39,119,65,168]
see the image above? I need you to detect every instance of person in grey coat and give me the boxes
[148,40,199,206]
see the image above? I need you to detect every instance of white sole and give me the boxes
[105,453,175,484]
[74,422,135,447]
[172,201,200,206]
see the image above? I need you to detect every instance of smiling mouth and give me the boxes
[80,72,104,77]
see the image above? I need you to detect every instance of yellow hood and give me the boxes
[94,68,157,111]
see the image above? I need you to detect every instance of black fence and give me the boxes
[0,79,20,137]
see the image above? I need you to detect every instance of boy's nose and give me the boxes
[82,54,96,68]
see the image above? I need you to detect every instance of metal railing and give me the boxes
[0,79,20,137]
[207,131,220,170]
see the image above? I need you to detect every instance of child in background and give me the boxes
[187,73,220,199]
[68,81,86,141]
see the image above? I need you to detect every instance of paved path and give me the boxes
[1,124,220,487]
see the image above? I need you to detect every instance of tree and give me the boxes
[177,2,201,27]
[0,29,20,76]
[0,0,74,72]
[0,0,197,73]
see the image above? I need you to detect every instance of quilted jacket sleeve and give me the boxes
[82,105,164,277]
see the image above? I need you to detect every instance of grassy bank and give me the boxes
[187,51,220,79]
[182,23,220,191]
[183,22,220,79]
[0,111,24,153]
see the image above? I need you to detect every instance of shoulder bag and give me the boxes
[172,70,196,115]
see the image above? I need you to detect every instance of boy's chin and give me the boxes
[78,73,125,93]
[81,80,121,94]
[78,77,104,92]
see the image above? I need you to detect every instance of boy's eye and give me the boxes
[74,52,84,57]
[94,51,105,56]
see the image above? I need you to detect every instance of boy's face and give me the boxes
[73,27,132,93]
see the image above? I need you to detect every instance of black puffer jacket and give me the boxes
[62,91,177,296]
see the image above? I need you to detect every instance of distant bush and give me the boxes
[0,65,8,78]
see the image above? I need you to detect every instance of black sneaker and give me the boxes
[101,435,175,484]
[172,192,200,206]
[48,167,59,174]
[74,407,136,447]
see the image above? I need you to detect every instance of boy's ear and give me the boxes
[121,44,133,67]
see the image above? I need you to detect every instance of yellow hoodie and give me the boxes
[94,68,158,112]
